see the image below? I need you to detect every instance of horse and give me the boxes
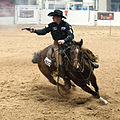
[32,39,109,104]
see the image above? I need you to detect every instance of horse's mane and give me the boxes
[82,48,98,62]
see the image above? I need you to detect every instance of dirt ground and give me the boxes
[0,25,120,120]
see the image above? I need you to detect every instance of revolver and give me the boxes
[21,27,31,31]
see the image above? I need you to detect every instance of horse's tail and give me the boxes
[32,51,41,64]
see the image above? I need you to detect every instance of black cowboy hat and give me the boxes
[48,10,66,19]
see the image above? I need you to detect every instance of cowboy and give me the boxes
[30,10,99,89]
[30,10,74,89]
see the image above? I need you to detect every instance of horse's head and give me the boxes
[71,39,83,70]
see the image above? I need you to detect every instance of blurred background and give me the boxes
[0,0,120,25]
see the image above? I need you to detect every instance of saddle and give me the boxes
[45,44,70,69]
[46,45,55,61]
[46,44,69,60]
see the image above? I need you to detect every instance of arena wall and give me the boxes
[1,5,120,26]
[40,10,120,26]
[0,17,14,25]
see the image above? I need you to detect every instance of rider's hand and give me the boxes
[58,40,65,44]
[30,28,35,33]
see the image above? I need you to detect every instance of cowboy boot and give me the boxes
[60,63,71,90]
[91,62,99,69]
[84,52,99,69]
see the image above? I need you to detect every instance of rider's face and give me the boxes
[53,16,62,24]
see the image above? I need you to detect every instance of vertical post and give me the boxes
[66,0,69,10]
[96,0,98,10]
[54,0,56,10]
[109,13,112,36]
[94,10,97,26]
[38,0,42,24]
[110,19,111,36]
[28,0,31,5]
[88,4,90,22]
[45,0,49,10]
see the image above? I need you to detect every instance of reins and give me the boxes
[78,52,94,82]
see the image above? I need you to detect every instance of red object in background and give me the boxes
[109,13,113,19]
[0,0,15,17]
[0,0,15,6]
[64,10,68,16]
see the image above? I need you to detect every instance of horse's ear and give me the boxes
[79,39,83,47]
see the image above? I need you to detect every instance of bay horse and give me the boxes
[32,39,108,104]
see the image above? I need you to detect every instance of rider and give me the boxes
[30,10,74,89]
[30,10,99,89]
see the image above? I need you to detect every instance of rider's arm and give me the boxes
[64,24,74,42]
[35,24,51,35]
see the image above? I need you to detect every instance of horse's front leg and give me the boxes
[81,83,109,104]
[80,84,100,98]
[90,74,99,94]
[90,75,109,104]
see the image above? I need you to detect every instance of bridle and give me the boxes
[57,44,94,82]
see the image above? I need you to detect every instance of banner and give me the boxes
[97,12,114,20]
[19,10,34,18]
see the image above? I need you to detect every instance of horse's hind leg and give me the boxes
[43,73,57,85]
[90,75,99,93]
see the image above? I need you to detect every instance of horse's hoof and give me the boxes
[99,97,109,105]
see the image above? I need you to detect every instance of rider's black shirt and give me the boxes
[35,20,74,42]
